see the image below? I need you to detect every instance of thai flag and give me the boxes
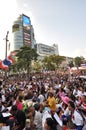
[7,52,15,64]
[0,60,9,70]
[3,58,11,66]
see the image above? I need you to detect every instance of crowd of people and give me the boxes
[0,70,86,130]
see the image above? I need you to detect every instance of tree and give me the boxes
[15,45,38,75]
[42,55,65,71]
[50,55,65,67]
[74,56,83,67]
[68,61,74,68]
[32,61,42,72]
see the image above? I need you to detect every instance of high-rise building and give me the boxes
[12,14,36,51]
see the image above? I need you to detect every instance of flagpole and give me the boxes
[5,31,9,58]
[5,31,9,79]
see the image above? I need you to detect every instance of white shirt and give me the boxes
[72,110,83,126]
[38,94,44,103]
[34,111,42,130]
[73,89,78,96]
[77,90,84,97]
[64,107,70,116]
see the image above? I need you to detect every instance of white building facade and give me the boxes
[36,43,59,60]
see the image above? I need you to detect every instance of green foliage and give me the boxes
[42,54,65,71]
[10,45,38,74]
[74,56,83,67]
[33,61,42,72]
[68,61,74,68]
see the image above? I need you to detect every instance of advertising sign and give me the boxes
[22,14,31,45]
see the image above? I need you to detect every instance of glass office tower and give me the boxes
[12,14,35,51]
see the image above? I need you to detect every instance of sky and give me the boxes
[0,0,86,60]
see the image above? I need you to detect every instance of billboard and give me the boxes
[37,44,55,55]
[22,14,31,45]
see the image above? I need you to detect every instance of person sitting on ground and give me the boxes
[68,101,84,130]
[45,90,57,112]
[10,105,26,130]
[28,106,42,130]
[44,117,57,130]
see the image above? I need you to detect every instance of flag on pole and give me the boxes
[7,52,15,64]
[0,60,9,70]
[3,59,11,66]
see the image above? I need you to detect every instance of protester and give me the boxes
[68,101,84,130]
[10,105,26,130]
[28,106,42,130]
[45,90,57,112]
[44,117,57,130]
[16,95,23,111]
